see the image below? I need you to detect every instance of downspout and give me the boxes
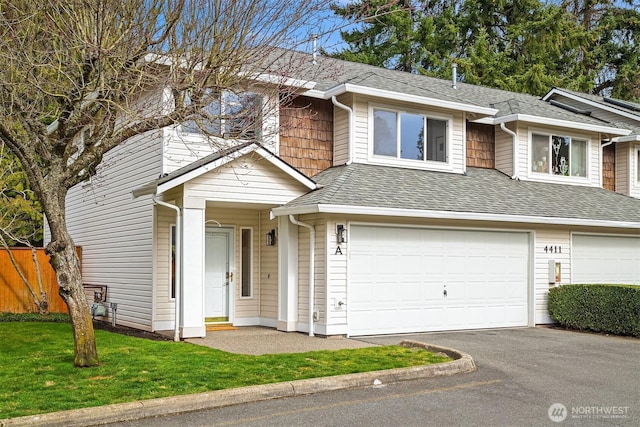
[288,215,315,337]
[153,197,181,342]
[331,96,354,165]
[500,122,519,179]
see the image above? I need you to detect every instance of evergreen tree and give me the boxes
[331,0,639,99]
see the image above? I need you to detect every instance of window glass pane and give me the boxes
[224,92,261,138]
[570,139,587,177]
[531,134,549,173]
[182,89,222,134]
[241,229,252,297]
[400,113,424,160]
[552,135,570,175]
[373,110,397,157]
[426,118,447,162]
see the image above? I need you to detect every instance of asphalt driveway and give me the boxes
[359,326,640,425]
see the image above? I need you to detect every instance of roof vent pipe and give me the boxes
[451,62,457,90]
[312,34,318,65]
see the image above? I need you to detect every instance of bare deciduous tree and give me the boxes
[0,0,327,366]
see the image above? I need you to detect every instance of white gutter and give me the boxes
[153,197,182,342]
[493,114,631,136]
[288,215,315,337]
[331,96,354,165]
[305,83,498,116]
[272,204,640,229]
[500,123,519,180]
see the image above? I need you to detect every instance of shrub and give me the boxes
[548,284,640,337]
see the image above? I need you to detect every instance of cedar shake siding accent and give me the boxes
[602,144,615,192]
[279,96,333,177]
[466,122,495,169]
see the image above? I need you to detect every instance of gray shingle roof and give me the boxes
[283,163,640,225]
[276,50,619,129]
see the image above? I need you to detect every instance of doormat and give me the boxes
[205,317,229,323]
[206,324,238,332]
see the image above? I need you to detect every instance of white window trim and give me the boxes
[169,224,176,301]
[368,103,454,172]
[527,128,592,184]
[240,227,253,299]
[634,145,640,187]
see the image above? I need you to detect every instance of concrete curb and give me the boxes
[1,341,475,427]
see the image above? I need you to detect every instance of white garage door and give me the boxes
[572,235,640,284]
[349,226,530,336]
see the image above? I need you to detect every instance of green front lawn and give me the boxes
[0,322,450,419]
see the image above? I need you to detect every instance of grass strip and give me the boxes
[0,322,450,418]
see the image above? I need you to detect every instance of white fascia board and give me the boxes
[543,88,640,122]
[271,204,640,229]
[469,117,495,125]
[494,114,631,136]
[248,73,316,90]
[304,83,498,116]
[254,146,316,190]
[613,134,640,143]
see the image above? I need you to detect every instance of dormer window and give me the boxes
[373,108,448,162]
[531,132,587,177]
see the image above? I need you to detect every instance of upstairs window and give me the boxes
[531,133,587,177]
[182,90,262,139]
[373,108,448,162]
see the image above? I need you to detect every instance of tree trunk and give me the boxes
[48,236,99,367]
[42,186,99,367]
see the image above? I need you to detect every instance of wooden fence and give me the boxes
[0,247,81,313]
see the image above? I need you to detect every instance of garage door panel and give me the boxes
[349,226,530,336]
[573,235,640,284]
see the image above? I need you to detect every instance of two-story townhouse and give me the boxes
[60,50,640,339]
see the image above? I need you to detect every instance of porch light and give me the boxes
[266,229,277,246]
[336,224,347,243]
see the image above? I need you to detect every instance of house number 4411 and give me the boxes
[544,245,562,254]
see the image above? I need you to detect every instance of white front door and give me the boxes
[205,229,234,320]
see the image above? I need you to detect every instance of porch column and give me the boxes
[277,215,298,331]
[181,197,206,338]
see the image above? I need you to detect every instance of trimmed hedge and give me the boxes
[548,284,640,337]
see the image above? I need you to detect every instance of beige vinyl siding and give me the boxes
[495,123,514,176]
[352,95,369,162]
[154,205,176,327]
[326,218,348,328]
[631,144,640,199]
[616,142,630,195]
[533,229,570,324]
[185,156,309,204]
[259,209,279,321]
[333,94,351,165]
[65,129,163,331]
[295,215,326,328]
